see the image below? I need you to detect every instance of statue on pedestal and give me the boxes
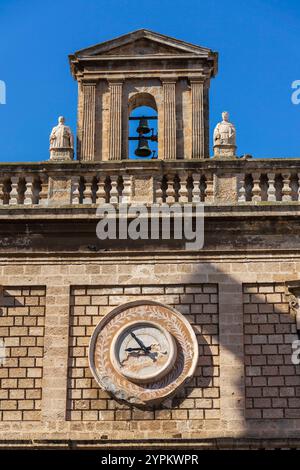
[49,116,74,161]
[213,111,237,158]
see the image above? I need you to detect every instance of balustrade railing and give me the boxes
[154,172,213,203]
[0,160,300,207]
[237,172,300,202]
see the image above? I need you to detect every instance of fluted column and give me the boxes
[81,82,96,161]
[162,78,177,160]
[190,78,205,159]
[108,80,123,161]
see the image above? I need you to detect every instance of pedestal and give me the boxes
[213,144,237,159]
[50,148,74,161]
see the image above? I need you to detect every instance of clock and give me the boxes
[89,300,198,407]
[110,321,177,383]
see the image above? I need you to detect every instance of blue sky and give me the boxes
[0,0,300,162]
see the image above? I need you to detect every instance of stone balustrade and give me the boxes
[0,159,300,207]
[237,171,300,202]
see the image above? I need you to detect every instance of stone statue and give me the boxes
[49,116,74,161]
[213,111,237,158]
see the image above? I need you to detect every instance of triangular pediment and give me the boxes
[73,29,214,58]
[102,37,191,57]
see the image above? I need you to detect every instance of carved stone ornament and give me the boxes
[89,300,199,407]
[285,281,300,333]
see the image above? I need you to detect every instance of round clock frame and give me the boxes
[89,300,199,407]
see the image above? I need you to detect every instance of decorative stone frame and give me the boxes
[88,300,199,407]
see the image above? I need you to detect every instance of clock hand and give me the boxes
[125,346,151,352]
[130,331,149,353]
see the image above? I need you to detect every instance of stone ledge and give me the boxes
[0,203,300,219]
[0,437,300,449]
[1,157,300,172]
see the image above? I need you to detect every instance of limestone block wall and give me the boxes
[243,283,300,419]
[0,258,299,446]
[67,284,219,421]
[0,286,46,421]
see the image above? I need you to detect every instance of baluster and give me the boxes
[267,172,276,202]
[9,177,19,205]
[166,175,175,204]
[251,172,261,202]
[178,172,188,203]
[0,181,4,206]
[282,172,292,201]
[95,176,107,204]
[237,174,246,202]
[24,176,34,205]
[71,176,80,204]
[32,177,40,205]
[204,173,214,202]
[39,176,49,206]
[83,176,93,204]
[120,175,132,203]
[192,173,201,202]
[155,177,163,204]
[110,175,119,204]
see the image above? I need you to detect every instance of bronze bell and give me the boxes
[136,117,150,135]
[135,137,152,157]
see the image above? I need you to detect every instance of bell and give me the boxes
[136,117,150,135]
[135,137,152,157]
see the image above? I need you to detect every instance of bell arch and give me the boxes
[127,92,158,160]
[128,92,157,113]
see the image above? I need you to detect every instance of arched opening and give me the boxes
[128,93,158,160]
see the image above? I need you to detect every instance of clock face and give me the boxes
[89,301,198,407]
[110,321,177,383]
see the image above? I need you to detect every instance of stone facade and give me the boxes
[69,29,217,161]
[0,259,300,448]
[0,30,300,449]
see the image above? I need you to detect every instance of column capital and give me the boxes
[189,75,206,84]
[81,80,97,86]
[160,76,177,85]
[107,78,124,86]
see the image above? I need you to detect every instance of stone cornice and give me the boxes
[1,157,300,171]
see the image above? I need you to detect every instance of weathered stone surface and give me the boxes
[70,30,217,161]
[0,29,299,450]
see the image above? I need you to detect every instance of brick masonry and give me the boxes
[0,259,300,445]
[0,286,45,421]
[244,283,300,419]
[67,284,220,421]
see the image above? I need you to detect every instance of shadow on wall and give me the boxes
[0,287,46,422]
[0,271,299,439]
[65,270,300,436]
